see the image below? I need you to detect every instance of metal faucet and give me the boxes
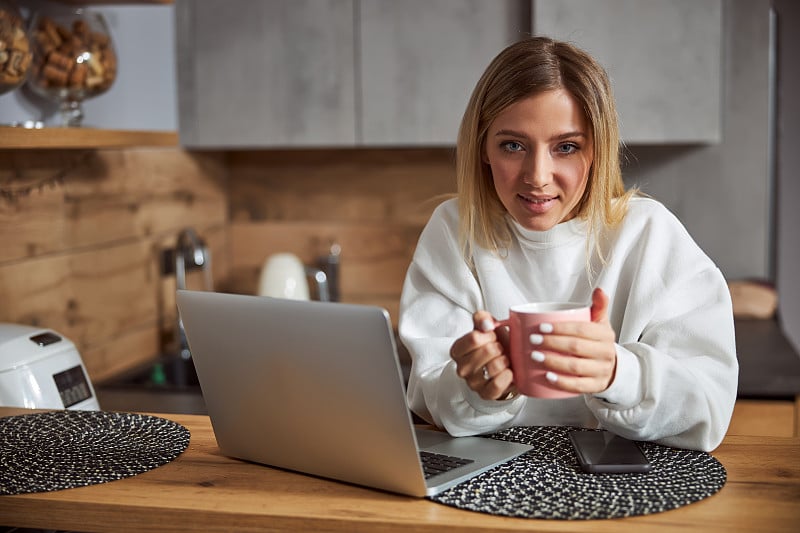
[305,267,330,302]
[316,243,341,302]
[301,243,341,302]
[174,227,213,359]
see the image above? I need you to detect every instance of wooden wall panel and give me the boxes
[0,150,228,260]
[81,325,161,384]
[0,240,155,345]
[0,148,228,382]
[1,146,457,382]
[227,149,457,327]
[228,220,421,324]
[228,149,456,224]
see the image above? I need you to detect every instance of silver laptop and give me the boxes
[176,290,532,497]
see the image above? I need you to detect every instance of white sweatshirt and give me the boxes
[399,197,738,451]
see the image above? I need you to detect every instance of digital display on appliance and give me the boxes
[53,365,93,408]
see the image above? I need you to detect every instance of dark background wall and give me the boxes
[774,0,799,350]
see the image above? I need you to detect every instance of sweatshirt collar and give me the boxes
[506,215,587,247]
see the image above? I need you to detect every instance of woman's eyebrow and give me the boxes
[552,131,588,141]
[493,129,527,138]
[493,129,588,140]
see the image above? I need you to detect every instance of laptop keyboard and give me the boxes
[419,451,475,479]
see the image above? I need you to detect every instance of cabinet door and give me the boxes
[533,0,722,144]
[177,0,356,148]
[359,0,529,146]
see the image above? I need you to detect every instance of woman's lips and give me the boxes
[518,192,557,213]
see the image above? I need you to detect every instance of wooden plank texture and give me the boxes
[229,221,419,294]
[0,149,227,261]
[1,408,799,533]
[1,146,456,380]
[1,129,178,149]
[728,399,796,438]
[227,149,457,327]
[0,148,228,380]
[227,149,456,224]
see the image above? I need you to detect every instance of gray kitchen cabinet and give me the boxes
[176,0,357,148]
[358,0,528,146]
[533,0,722,144]
[176,0,528,148]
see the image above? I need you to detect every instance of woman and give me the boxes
[398,37,737,452]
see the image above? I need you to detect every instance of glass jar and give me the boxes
[0,0,32,95]
[27,7,117,126]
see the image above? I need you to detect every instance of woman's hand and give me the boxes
[449,311,518,401]
[534,288,618,393]
[450,288,617,399]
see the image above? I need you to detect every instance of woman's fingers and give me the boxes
[450,311,518,400]
[473,310,496,333]
[540,368,612,394]
[475,367,516,400]
[539,318,615,344]
[452,336,506,379]
[526,315,617,393]
[591,287,610,324]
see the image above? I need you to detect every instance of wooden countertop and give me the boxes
[1,407,799,532]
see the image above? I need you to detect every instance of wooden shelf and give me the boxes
[0,1,177,150]
[57,1,174,4]
[1,127,179,149]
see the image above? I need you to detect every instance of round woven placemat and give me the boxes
[0,410,190,495]
[430,426,726,520]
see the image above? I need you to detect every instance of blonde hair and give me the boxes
[456,36,635,262]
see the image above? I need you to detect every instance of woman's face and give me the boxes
[484,89,594,232]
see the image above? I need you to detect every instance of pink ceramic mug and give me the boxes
[498,302,591,399]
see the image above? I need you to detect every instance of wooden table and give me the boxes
[1,407,798,532]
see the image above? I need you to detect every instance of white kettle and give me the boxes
[257,253,311,300]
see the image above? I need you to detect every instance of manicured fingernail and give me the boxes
[539,323,554,333]
[529,333,544,344]
[531,350,545,362]
[479,319,494,332]
[545,371,558,383]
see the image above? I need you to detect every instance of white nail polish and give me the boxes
[539,322,554,333]
[531,351,545,362]
[545,371,558,383]
[479,319,494,332]
[529,333,544,344]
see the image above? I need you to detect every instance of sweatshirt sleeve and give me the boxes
[586,203,738,452]
[398,202,526,436]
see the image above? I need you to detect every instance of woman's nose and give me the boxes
[523,152,552,187]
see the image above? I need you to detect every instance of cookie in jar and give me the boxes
[0,0,32,94]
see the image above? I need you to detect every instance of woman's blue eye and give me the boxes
[557,142,579,154]
[501,141,524,152]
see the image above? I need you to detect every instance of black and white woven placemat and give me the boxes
[429,426,726,520]
[0,410,190,495]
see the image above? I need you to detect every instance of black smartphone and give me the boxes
[568,430,652,474]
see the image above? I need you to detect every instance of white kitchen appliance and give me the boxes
[257,253,310,300]
[0,323,100,410]
[257,252,333,302]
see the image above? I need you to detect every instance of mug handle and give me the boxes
[491,318,511,330]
